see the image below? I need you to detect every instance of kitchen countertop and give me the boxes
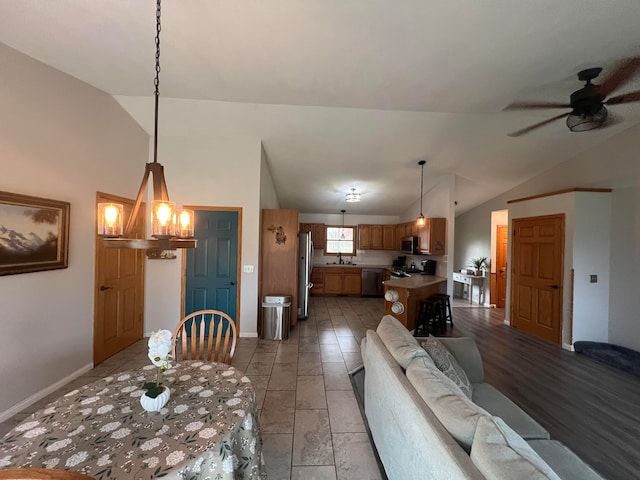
[383,275,447,289]
[314,263,391,269]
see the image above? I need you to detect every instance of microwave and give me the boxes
[400,236,419,254]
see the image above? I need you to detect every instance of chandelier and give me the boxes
[97,0,196,252]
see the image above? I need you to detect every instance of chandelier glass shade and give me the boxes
[97,0,195,251]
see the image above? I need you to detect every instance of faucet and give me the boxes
[338,252,344,265]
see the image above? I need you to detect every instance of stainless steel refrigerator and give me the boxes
[298,231,313,319]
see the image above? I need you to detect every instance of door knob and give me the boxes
[549,284,559,289]
[100,285,112,291]
[229,281,235,286]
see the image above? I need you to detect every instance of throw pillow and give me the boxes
[406,357,490,451]
[470,416,561,480]
[376,315,429,370]
[421,336,473,399]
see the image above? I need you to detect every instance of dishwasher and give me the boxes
[361,268,384,296]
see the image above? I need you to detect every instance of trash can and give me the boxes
[261,295,291,340]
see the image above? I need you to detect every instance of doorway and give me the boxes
[183,208,241,329]
[510,214,564,345]
[495,225,508,308]
[93,192,145,365]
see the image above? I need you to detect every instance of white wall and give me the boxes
[143,135,264,337]
[609,186,640,349]
[260,145,280,209]
[506,191,611,348]
[0,44,148,418]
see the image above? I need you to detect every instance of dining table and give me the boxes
[0,361,266,479]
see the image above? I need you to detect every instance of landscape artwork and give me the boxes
[0,191,70,276]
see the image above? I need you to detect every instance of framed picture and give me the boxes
[0,191,70,276]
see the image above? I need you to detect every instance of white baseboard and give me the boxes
[562,343,575,351]
[0,363,93,423]
[240,332,258,338]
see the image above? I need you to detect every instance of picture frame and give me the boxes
[0,191,70,276]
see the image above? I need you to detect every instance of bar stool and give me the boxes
[431,293,453,327]
[415,298,446,337]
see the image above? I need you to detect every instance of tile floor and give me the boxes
[0,296,386,480]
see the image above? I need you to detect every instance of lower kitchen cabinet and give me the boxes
[310,267,325,295]
[315,267,362,296]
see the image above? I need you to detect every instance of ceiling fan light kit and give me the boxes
[505,57,640,137]
[97,0,196,253]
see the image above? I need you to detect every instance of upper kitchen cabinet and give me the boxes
[359,224,395,250]
[300,223,325,249]
[418,217,447,255]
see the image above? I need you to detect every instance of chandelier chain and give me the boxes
[152,0,162,164]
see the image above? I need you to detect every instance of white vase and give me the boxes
[140,387,171,412]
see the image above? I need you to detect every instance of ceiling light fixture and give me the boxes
[97,0,196,252]
[345,188,361,203]
[416,160,426,227]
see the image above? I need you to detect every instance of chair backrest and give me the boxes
[0,469,95,480]
[172,309,237,365]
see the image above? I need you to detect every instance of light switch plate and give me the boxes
[243,265,254,273]
[590,274,597,283]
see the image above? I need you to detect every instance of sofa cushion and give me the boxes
[437,337,485,383]
[528,440,604,480]
[421,336,473,398]
[472,383,549,440]
[376,315,429,369]
[406,356,490,451]
[470,416,561,480]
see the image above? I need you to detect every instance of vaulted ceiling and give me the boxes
[1,0,640,215]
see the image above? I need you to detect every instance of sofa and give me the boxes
[360,315,604,480]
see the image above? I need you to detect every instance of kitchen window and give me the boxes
[325,225,356,256]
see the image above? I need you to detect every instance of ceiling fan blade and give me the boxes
[503,101,570,111]
[598,57,640,97]
[606,90,640,105]
[508,112,570,137]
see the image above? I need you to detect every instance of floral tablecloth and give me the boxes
[0,361,266,479]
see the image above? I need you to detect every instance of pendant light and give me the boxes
[416,160,426,227]
[97,0,196,252]
[340,209,346,239]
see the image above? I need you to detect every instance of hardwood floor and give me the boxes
[451,307,640,480]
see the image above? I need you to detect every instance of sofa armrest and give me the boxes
[437,337,485,383]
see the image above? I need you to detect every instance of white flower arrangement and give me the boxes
[143,329,173,398]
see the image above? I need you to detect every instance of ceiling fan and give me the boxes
[504,57,640,137]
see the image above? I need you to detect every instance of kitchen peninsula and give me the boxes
[383,275,447,331]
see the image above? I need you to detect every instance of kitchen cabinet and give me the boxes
[382,225,396,250]
[322,267,362,295]
[310,267,325,295]
[300,223,326,249]
[359,224,394,250]
[418,217,447,255]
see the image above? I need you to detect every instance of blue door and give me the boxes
[185,210,239,323]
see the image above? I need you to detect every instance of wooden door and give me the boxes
[496,225,508,308]
[184,209,240,325]
[94,192,145,365]
[511,215,564,345]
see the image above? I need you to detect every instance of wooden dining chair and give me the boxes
[172,309,238,365]
[0,468,94,480]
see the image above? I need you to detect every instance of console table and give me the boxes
[452,272,486,305]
